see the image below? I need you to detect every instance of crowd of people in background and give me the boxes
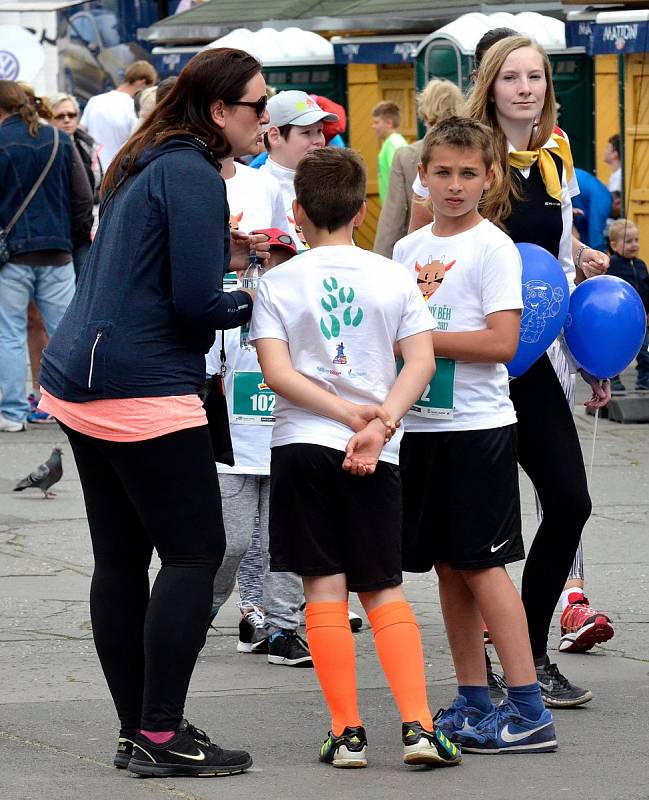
[0,25,646,782]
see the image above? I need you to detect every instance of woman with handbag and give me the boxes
[38,48,272,778]
[0,80,93,432]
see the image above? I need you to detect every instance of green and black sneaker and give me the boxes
[319,725,367,768]
[402,721,462,767]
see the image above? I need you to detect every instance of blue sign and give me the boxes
[591,20,649,55]
[334,41,419,65]
[565,20,595,54]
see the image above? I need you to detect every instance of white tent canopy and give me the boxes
[203,27,334,67]
[416,12,566,58]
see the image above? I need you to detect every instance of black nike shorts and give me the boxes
[400,424,524,571]
[269,443,403,592]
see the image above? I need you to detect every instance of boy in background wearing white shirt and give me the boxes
[393,117,556,754]
[206,230,312,668]
[251,148,461,770]
[259,91,338,250]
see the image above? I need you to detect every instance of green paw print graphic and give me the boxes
[319,277,363,340]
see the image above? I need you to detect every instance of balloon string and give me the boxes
[587,406,599,488]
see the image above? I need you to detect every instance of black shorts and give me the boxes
[400,424,523,571]
[269,443,403,592]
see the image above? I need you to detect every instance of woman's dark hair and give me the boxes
[103,48,262,193]
[0,80,41,137]
[475,27,518,68]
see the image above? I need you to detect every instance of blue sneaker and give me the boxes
[433,695,489,741]
[455,699,557,754]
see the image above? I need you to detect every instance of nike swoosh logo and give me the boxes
[501,722,552,743]
[490,540,509,553]
[167,748,206,761]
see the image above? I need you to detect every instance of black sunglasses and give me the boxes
[226,95,268,118]
[55,112,78,120]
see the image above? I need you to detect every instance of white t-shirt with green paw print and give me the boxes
[249,244,435,464]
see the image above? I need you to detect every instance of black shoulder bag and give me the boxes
[200,332,235,466]
[0,127,59,267]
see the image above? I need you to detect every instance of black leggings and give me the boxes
[510,354,592,659]
[62,423,225,731]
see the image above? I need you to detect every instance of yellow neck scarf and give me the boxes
[508,133,574,202]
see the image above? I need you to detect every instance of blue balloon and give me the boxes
[506,243,569,378]
[564,275,646,379]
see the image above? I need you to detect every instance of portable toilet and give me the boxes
[415,12,595,171]
[152,27,346,108]
[331,34,424,250]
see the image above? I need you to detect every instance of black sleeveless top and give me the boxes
[505,151,564,258]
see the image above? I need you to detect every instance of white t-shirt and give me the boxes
[607,167,621,193]
[249,245,435,464]
[225,163,289,233]
[393,219,523,432]
[80,90,137,170]
[412,137,579,290]
[258,157,303,250]
[206,324,273,476]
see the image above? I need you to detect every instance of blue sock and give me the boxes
[458,685,493,714]
[507,683,545,721]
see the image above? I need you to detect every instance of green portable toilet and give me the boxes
[415,12,595,171]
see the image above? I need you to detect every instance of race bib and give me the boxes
[232,371,276,425]
[410,357,456,419]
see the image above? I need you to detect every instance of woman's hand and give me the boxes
[578,248,609,279]
[579,369,611,409]
[229,230,271,269]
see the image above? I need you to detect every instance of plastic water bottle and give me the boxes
[240,251,264,350]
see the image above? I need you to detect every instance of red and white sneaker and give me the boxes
[559,598,614,653]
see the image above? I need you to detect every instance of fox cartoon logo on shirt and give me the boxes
[415,257,455,300]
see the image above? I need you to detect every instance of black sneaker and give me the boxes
[114,728,137,769]
[127,719,252,778]
[237,606,268,654]
[319,725,367,768]
[349,610,363,632]
[610,378,626,395]
[402,721,461,766]
[535,656,593,708]
[485,648,508,701]
[267,629,313,667]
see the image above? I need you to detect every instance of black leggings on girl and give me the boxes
[509,354,592,660]
[61,423,225,731]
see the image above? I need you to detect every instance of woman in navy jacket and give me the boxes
[40,48,270,778]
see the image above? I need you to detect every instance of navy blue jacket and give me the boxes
[0,115,75,255]
[40,136,253,401]
[608,253,649,313]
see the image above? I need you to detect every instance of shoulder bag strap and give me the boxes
[3,127,59,235]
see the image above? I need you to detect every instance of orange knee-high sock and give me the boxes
[368,600,433,730]
[305,601,362,736]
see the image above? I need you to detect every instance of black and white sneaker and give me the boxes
[402,721,462,767]
[485,648,508,702]
[237,604,268,654]
[267,629,313,667]
[536,656,593,708]
[127,720,252,778]
[114,729,137,769]
[319,725,367,768]
[349,610,363,632]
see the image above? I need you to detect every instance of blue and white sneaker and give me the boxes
[433,695,490,742]
[455,699,557,754]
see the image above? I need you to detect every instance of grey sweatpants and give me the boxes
[212,473,303,632]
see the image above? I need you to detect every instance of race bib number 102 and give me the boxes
[231,371,276,425]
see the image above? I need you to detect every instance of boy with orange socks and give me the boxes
[250,147,460,770]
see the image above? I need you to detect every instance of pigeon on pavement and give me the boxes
[14,447,63,498]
